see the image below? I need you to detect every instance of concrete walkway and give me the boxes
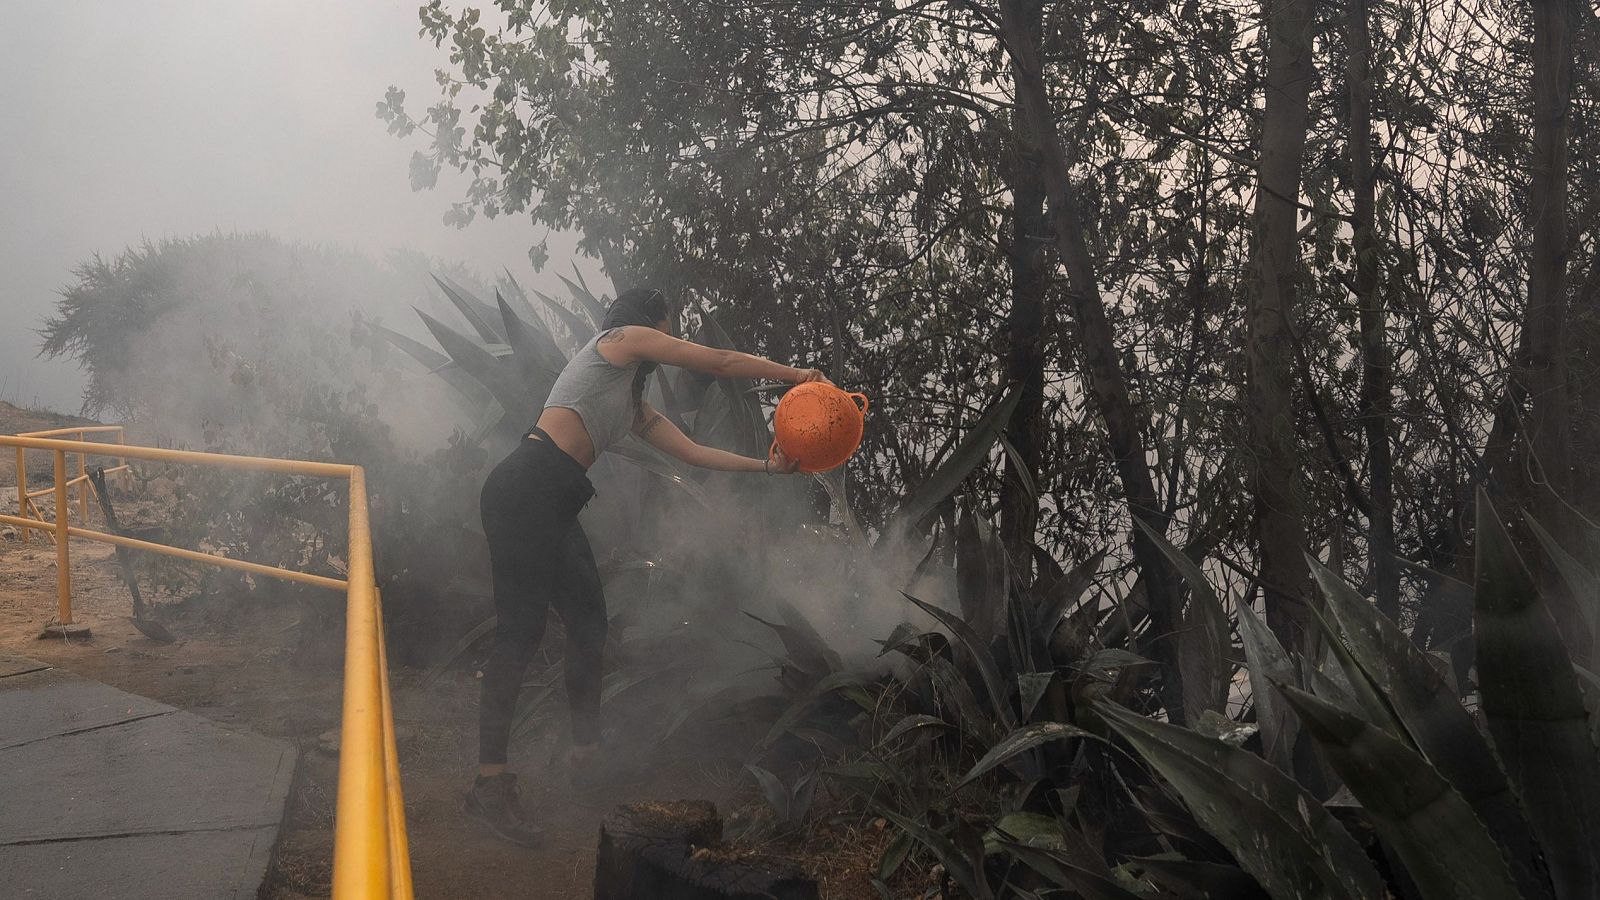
[0,652,296,899]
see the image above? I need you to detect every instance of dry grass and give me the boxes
[264,828,334,898]
[762,816,928,900]
[726,788,937,900]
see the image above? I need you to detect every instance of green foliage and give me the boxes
[1083,492,1596,900]
[742,493,1599,900]
[1098,700,1387,900]
[1274,685,1521,900]
[1473,497,1600,898]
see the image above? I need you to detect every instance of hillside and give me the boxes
[0,401,98,487]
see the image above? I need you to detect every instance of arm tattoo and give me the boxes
[639,413,666,438]
[599,328,627,344]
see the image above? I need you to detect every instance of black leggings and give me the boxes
[477,429,606,765]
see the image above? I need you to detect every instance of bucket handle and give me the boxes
[768,438,801,474]
[848,392,870,415]
[767,440,809,474]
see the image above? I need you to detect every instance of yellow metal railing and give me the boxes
[12,425,129,550]
[2,432,413,899]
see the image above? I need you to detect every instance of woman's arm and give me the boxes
[634,403,797,473]
[603,326,830,385]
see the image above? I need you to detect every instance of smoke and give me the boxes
[45,231,952,769]
[584,435,954,685]
[65,233,477,455]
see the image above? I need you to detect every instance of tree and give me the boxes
[1347,0,1399,618]
[1246,0,1320,650]
[997,0,1190,721]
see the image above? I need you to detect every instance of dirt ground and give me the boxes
[0,533,755,899]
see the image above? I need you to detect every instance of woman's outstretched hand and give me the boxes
[770,446,803,474]
[794,368,834,385]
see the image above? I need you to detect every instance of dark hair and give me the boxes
[603,287,671,331]
[603,287,673,415]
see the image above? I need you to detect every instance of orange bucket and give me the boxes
[771,383,869,473]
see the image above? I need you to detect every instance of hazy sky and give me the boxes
[1,1,573,413]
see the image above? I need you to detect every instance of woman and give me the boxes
[464,287,832,845]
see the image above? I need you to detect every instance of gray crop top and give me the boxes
[542,329,641,455]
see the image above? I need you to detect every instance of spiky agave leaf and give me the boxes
[376,323,450,369]
[1229,597,1297,772]
[957,721,1095,788]
[415,308,535,423]
[1398,556,1478,685]
[874,807,994,900]
[568,264,597,304]
[431,274,506,344]
[994,839,1145,900]
[1306,556,1550,898]
[686,367,756,453]
[498,268,542,322]
[1128,856,1270,899]
[877,713,950,747]
[495,291,565,383]
[745,764,791,824]
[758,670,869,748]
[377,323,494,405]
[955,503,1009,647]
[886,386,1022,541]
[556,271,607,328]
[1017,672,1052,720]
[530,285,596,350]
[1035,547,1108,640]
[925,655,1000,745]
[1474,490,1600,899]
[902,591,1014,731]
[1277,684,1522,900]
[1131,518,1232,725]
[745,604,843,681]
[1094,700,1386,900]
[1526,513,1600,657]
[1300,651,1361,711]
[1308,604,1411,748]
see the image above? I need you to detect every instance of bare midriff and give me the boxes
[532,406,598,469]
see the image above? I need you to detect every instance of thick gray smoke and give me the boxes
[78,236,473,456]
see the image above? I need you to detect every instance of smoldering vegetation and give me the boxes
[24,0,1600,892]
[34,230,961,767]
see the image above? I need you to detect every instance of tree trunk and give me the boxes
[1348,0,1398,618]
[998,0,1188,723]
[1247,0,1319,651]
[1524,0,1579,653]
[1527,0,1573,498]
[1000,0,1050,568]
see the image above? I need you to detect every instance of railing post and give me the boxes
[15,446,27,545]
[332,467,393,898]
[53,450,71,625]
[375,587,414,897]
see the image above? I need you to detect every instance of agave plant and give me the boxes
[739,485,1600,900]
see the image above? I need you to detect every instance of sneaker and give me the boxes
[463,773,542,847]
